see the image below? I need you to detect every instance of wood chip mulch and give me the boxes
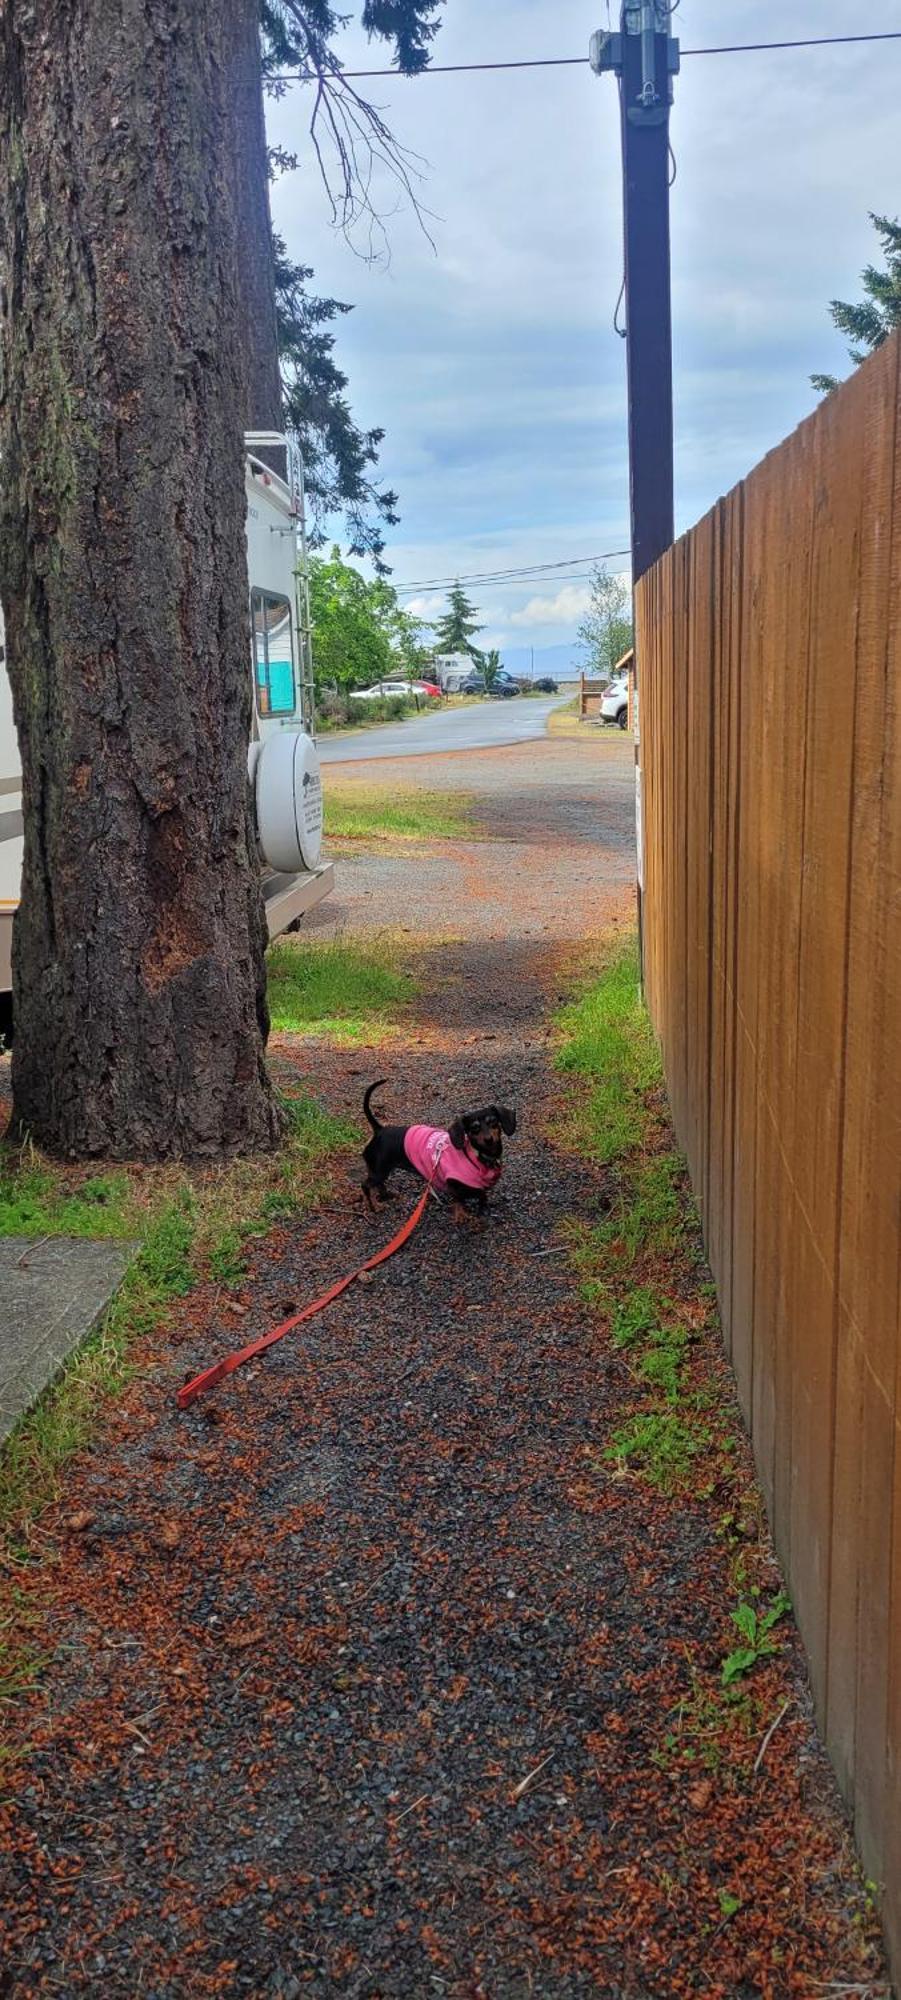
[0,748,890,1997]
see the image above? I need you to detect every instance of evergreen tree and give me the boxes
[273,239,399,569]
[433,583,484,661]
[812,213,901,394]
[259,2,447,563]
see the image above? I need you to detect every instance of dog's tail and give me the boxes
[363,1080,388,1133]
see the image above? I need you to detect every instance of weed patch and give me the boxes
[267,936,415,1042]
[652,1670,758,1777]
[721,1593,791,1686]
[604,1409,708,1491]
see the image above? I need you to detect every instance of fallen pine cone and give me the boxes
[66,1510,97,1535]
[155,1521,182,1552]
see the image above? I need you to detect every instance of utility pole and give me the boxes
[590,5,679,981]
[591,3,679,584]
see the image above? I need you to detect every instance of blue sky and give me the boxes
[266,1,899,658]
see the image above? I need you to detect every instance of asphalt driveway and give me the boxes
[317,693,569,763]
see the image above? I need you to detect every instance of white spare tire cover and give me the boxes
[253,730,323,873]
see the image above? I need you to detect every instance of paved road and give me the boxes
[317,692,568,763]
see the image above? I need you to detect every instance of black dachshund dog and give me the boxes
[361,1080,517,1223]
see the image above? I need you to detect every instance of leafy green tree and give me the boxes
[812,213,901,394]
[309,548,394,692]
[308,549,431,692]
[433,583,484,662]
[482,648,503,692]
[577,565,633,679]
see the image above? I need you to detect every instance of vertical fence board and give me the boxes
[636,332,901,1978]
[828,337,900,1820]
[850,341,901,1885]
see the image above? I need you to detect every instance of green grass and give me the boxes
[267,936,415,1041]
[0,1189,198,1529]
[604,1152,685,1263]
[0,1091,355,1536]
[554,937,712,1498]
[555,939,661,1164]
[0,1163,139,1239]
[324,786,472,843]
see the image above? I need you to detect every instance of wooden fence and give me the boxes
[636,332,901,1967]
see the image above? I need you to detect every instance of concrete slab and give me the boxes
[0,1235,136,1444]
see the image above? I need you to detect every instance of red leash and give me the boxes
[177,1184,432,1410]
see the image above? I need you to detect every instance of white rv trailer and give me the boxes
[0,432,333,1014]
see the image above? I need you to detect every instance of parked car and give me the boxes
[491,673,520,698]
[458,672,487,695]
[349,680,416,702]
[600,674,629,729]
[410,680,442,700]
[533,676,559,693]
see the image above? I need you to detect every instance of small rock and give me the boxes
[66,1509,96,1534]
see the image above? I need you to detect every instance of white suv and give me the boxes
[600,675,629,729]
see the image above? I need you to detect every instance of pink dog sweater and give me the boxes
[403,1125,502,1194]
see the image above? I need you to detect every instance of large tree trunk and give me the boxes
[0,0,281,1158]
[225,5,285,437]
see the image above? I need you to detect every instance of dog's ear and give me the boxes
[447,1117,466,1149]
[498,1106,517,1137]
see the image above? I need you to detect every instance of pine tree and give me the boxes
[811,213,901,395]
[273,240,400,570]
[0,0,281,1158]
[433,584,484,661]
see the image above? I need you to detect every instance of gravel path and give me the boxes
[0,734,887,1997]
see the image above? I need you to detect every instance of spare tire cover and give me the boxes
[254,730,323,873]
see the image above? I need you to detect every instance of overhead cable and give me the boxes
[273,31,901,83]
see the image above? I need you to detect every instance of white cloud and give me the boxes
[266,0,898,631]
[511,586,592,629]
[403,594,446,619]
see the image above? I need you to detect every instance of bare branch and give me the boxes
[266,1,438,257]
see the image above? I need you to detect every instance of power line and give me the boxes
[394,551,631,594]
[395,550,630,590]
[397,573,628,597]
[273,31,901,83]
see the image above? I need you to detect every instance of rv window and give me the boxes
[251,590,296,717]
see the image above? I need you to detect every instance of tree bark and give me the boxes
[225,5,285,438]
[0,0,281,1158]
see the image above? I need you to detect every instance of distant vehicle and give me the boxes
[349,680,416,702]
[434,655,480,694]
[458,672,487,695]
[533,676,559,694]
[601,674,630,729]
[410,680,442,700]
[491,674,520,699]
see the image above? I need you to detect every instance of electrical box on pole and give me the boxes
[591,3,679,585]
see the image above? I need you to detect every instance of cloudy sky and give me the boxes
[266,1,899,661]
